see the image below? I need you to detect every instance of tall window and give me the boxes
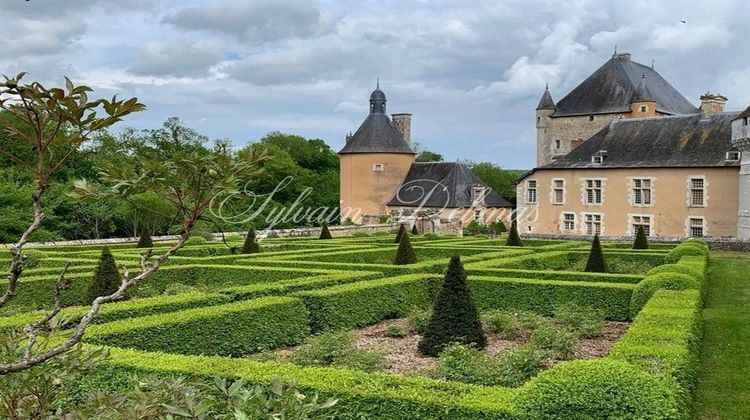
[689,218,705,237]
[584,214,602,235]
[562,213,576,231]
[689,178,705,207]
[552,179,564,204]
[584,179,603,205]
[631,215,651,236]
[632,179,652,205]
[526,180,537,204]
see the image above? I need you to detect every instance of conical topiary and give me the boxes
[87,246,121,304]
[498,220,508,233]
[418,255,486,356]
[242,228,260,254]
[394,223,406,243]
[394,231,418,265]
[585,234,609,273]
[633,225,649,250]
[411,224,419,235]
[136,226,153,248]
[505,222,523,246]
[319,223,332,239]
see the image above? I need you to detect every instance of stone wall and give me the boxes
[537,113,624,166]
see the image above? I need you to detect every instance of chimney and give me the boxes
[616,52,631,61]
[700,92,728,118]
[391,113,412,143]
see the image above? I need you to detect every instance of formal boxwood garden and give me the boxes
[2,234,712,418]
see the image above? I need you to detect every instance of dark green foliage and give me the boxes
[394,223,406,243]
[136,226,153,248]
[584,234,608,273]
[629,272,699,317]
[242,228,260,254]
[497,221,508,233]
[505,222,522,246]
[481,310,522,339]
[319,223,332,239]
[437,343,547,387]
[633,225,649,249]
[411,224,419,235]
[394,232,417,265]
[418,256,486,356]
[464,221,489,236]
[86,247,121,304]
[291,331,384,372]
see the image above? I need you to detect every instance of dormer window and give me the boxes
[726,151,741,161]
[471,185,486,206]
[640,105,648,112]
[591,150,607,165]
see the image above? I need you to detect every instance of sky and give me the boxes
[3,0,750,169]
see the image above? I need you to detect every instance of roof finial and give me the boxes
[376,76,380,89]
[545,82,549,90]
[613,44,618,57]
[651,59,655,70]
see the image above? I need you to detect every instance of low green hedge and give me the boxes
[469,276,634,321]
[645,264,704,284]
[465,267,643,284]
[630,273,700,317]
[294,274,440,332]
[665,244,708,264]
[86,297,310,356]
[218,271,382,300]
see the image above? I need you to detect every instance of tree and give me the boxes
[243,228,260,253]
[394,232,417,265]
[86,247,121,304]
[394,223,406,243]
[465,162,520,202]
[136,225,153,248]
[505,222,523,246]
[584,234,609,273]
[319,223,332,239]
[416,150,443,162]
[411,224,419,235]
[633,225,649,249]
[418,255,486,356]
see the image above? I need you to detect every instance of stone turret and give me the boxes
[731,107,750,239]
[536,84,557,165]
[630,75,657,118]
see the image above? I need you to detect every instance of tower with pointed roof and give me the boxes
[630,74,657,118]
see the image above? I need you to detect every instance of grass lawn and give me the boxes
[692,253,750,419]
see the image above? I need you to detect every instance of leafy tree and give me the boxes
[505,222,523,246]
[411,224,419,235]
[394,232,417,265]
[465,161,520,201]
[416,150,444,162]
[319,223,332,239]
[418,255,486,356]
[584,234,609,273]
[86,247,121,304]
[633,225,649,249]
[137,225,153,248]
[394,223,406,243]
[242,228,260,254]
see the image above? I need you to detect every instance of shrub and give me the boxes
[394,232,418,265]
[464,221,489,236]
[481,310,522,339]
[665,243,707,263]
[86,247,121,304]
[505,222,523,246]
[418,256,486,356]
[515,359,680,419]
[394,223,406,243]
[645,263,704,284]
[530,321,577,360]
[491,345,548,387]
[437,343,547,387]
[423,233,440,240]
[630,272,699,317]
[411,224,419,235]
[136,227,153,248]
[437,344,488,385]
[185,236,208,246]
[633,225,649,249]
[319,223,332,240]
[292,331,383,372]
[407,307,432,334]
[584,234,608,273]
[242,228,260,254]
[517,311,545,332]
[554,303,605,338]
[497,221,508,233]
[387,324,407,338]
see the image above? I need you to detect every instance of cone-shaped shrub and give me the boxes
[418,255,486,356]
[136,226,153,248]
[585,234,609,273]
[394,223,406,243]
[319,223,332,239]
[505,222,523,246]
[242,228,260,254]
[498,221,508,233]
[86,247,121,304]
[411,224,419,235]
[393,232,418,265]
[633,225,649,249]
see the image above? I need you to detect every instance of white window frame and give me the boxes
[581,212,603,236]
[551,178,565,205]
[687,176,707,208]
[628,214,653,237]
[582,178,605,206]
[630,178,654,207]
[726,151,741,161]
[561,212,576,232]
[686,216,706,238]
[526,179,538,204]
[373,163,384,172]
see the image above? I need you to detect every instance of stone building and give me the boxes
[519,53,750,239]
[339,85,513,230]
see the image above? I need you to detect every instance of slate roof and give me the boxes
[552,55,699,117]
[387,162,513,208]
[338,113,415,154]
[541,112,741,170]
[536,85,556,110]
[735,106,750,121]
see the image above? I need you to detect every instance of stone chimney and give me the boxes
[391,113,412,143]
[615,52,631,61]
[699,93,728,118]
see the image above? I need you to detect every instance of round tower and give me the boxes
[339,84,416,223]
[629,75,657,118]
[731,107,750,239]
[536,83,557,166]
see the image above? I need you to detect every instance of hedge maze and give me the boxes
[0,234,709,418]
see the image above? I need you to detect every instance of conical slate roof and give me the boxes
[339,85,414,154]
[536,84,556,110]
[552,54,698,117]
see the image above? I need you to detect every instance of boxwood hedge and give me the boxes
[218,270,382,300]
[630,273,700,317]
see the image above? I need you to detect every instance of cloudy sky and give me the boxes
[3,0,749,168]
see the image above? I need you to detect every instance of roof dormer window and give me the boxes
[591,150,607,165]
[726,151,741,161]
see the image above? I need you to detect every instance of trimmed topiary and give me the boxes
[515,359,679,419]
[418,255,486,356]
[393,232,418,265]
[665,244,707,264]
[633,225,649,249]
[585,234,608,273]
[136,226,153,248]
[505,222,523,246]
[498,220,508,233]
[87,246,122,304]
[242,228,260,254]
[394,223,406,243]
[630,272,700,317]
[645,264,704,284]
[319,223,332,240]
[411,224,419,235]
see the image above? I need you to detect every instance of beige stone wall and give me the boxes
[537,113,625,166]
[339,153,414,223]
[388,206,514,226]
[516,167,740,238]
